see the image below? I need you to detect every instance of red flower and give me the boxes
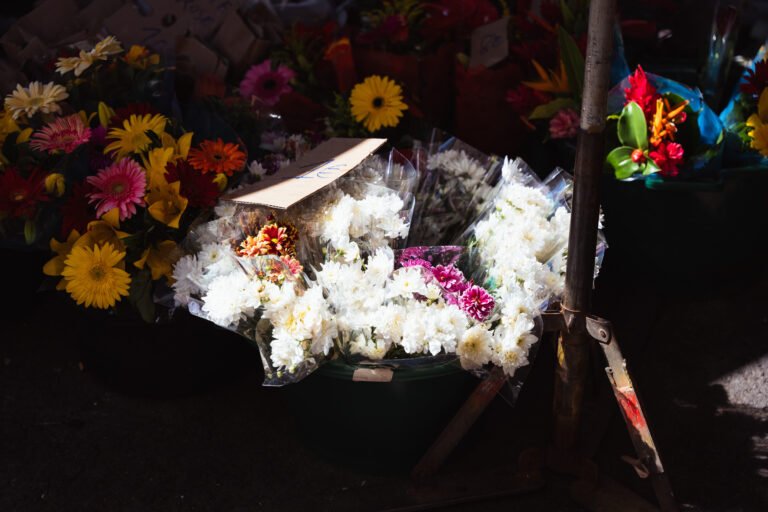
[505,84,550,115]
[740,59,768,98]
[649,141,684,178]
[624,65,660,117]
[60,182,95,237]
[0,168,49,218]
[165,159,220,208]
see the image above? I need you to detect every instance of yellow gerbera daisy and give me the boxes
[349,75,408,132]
[747,88,768,157]
[104,113,167,158]
[61,242,131,309]
[56,36,123,77]
[4,81,69,120]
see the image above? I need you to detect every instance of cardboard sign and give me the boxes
[469,17,509,69]
[225,138,387,209]
[103,1,193,56]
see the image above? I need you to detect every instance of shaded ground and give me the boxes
[2,234,767,512]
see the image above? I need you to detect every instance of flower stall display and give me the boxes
[605,66,724,181]
[719,45,768,166]
[2,36,250,321]
[171,137,603,386]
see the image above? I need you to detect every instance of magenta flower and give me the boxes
[240,60,296,107]
[459,285,495,321]
[86,158,146,220]
[431,265,468,293]
[548,108,580,139]
[29,114,91,154]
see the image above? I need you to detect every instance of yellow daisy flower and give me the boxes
[104,113,167,159]
[4,81,69,120]
[61,242,131,309]
[349,75,408,132]
[124,45,160,69]
[747,88,768,157]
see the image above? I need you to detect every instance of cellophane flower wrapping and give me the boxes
[719,43,768,167]
[173,150,418,385]
[408,131,502,246]
[173,142,606,386]
[607,70,724,180]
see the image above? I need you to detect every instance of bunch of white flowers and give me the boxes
[315,190,410,262]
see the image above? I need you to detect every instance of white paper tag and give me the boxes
[469,17,509,69]
[352,368,394,383]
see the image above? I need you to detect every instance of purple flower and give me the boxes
[401,258,432,269]
[432,265,468,293]
[459,285,495,321]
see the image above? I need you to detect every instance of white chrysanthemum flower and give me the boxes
[198,242,239,284]
[248,160,267,179]
[201,272,263,328]
[349,330,390,360]
[388,266,428,298]
[365,247,394,285]
[269,332,307,371]
[214,201,237,219]
[424,283,443,302]
[172,254,204,305]
[457,325,494,370]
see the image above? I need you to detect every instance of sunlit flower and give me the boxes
[457,325,493,370]
[104,113,167,158]
[61,242,131,309]
[459,285,495,321]
[187,138,246,175]
[649,97,688,146]
[146,181,188,228]
[253,223,297,256]
[29,114,91,154]
[239,60,296,106]
[649,141,684,177]
[4,81,68,119]
[0,168,48,218]
[349,75,408,132]
[86,158,146,220]
[746,88,768,157]
[624,65,660,117]
[431,265,468,293]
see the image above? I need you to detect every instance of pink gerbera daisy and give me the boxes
[239,60,296,107]
[29,114,92,154]
[86,158,146,220]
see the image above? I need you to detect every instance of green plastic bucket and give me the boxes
[283,356,477,473]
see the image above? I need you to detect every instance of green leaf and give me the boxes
[23,219,36,245]
[529,98,579,120]
[606,146,640,180]
[560,0,576,30]
[642,158,661,176]
[128,269,156,323]
[617,102,648,149]
[557,25,585,100]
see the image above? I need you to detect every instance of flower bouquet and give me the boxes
[719,45,768,167]
[605,66,724,182]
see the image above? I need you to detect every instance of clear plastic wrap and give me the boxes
[408,130,503,246]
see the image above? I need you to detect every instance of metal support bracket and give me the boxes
[544,308,679,512]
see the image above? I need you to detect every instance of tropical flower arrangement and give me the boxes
[719,48,768,165]
[170,140,601,386]
[605,66,724,180]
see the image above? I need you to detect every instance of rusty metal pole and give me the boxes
[553,0,616,460]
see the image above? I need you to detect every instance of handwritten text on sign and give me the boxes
[469,17,510,69]
[225,138,387,209]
